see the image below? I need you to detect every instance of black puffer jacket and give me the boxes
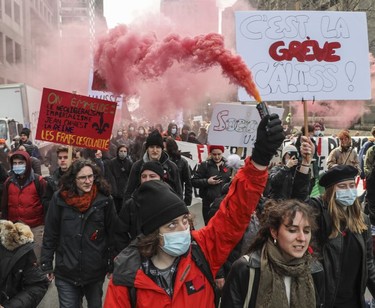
[0,222,49,307]
[41,191,118,285]
[105,155,132,198]
[169,155,193,205]
[191,158,232,205]
[309,197,375,307]
[221,250,325,308]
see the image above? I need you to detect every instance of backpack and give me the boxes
[359,141,374,179]
[128,240,221,308]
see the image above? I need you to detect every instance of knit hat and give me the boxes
[319,165,358,188]
[20,127,30,137]
[138,181,188,235]
[209,145,225,153]
[281,144,298,159]
[141,161,165,179]
[145,130,164,149]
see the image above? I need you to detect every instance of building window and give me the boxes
[15,42,21,63]
[14,2,20,24]
[5,0,11,17]
[6,36,13,64]
[0,33,3,63]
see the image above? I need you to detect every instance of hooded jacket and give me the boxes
[1,151,46,227]
[41,191,118,285]
[0,220,49,307]
[104,157,267,308]
[124,151,182,202]
[105,146,132,198]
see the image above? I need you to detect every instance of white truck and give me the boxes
[0,83,46,149]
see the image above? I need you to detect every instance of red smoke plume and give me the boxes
[94,25,261,102]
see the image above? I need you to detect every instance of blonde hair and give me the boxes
[323,186,367,238]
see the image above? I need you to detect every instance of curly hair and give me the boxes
[137,229,160,258]
[59,159,111,196]
[247,199,318,254]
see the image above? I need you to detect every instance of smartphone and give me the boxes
[213,175,223,180]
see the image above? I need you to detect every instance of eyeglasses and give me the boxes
[76,174,95,182]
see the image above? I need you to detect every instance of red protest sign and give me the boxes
[35,88,116,150]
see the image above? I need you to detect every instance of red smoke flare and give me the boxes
[94,25,261,102]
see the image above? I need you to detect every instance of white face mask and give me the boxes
[336,188,357,207]
[159,227,191,257]
[171,128,177,134]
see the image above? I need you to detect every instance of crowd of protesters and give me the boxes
[1,115,375,308]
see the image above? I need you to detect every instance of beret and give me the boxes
[319,165,358,188]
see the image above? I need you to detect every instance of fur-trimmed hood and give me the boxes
[0,220,34,251]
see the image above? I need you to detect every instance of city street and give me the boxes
[37,197,204,307]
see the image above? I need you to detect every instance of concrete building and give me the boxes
[0,0,105,87]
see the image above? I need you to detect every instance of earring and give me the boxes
[273,238,277,245]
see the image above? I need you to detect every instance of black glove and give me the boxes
[252,114,285,166]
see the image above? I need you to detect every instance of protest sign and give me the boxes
[235,11,371,102]
[35,88,116,150]
[207,103,284,147]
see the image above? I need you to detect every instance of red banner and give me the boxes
[35,88,116,150]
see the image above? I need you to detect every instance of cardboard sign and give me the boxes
[235,11,371,101]
[207,103,284,147]
[35,88,116,150]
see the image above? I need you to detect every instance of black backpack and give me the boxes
[128,240,220,307]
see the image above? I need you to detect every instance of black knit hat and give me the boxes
[319,165,358,188]
[141,161,165,179]
[138,181,188,235]
[20,127,30,137]
[145,130,164,149]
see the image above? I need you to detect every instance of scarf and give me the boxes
[255,239,316,308]
[60,184,98,213]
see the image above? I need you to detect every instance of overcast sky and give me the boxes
[103,0,237,28]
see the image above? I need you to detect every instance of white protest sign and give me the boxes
[235,11,371,101]
[207,103,284,147]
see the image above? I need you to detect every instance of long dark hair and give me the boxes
[248,199,318,254]
[137,229,160,258]
[59,159,111,196]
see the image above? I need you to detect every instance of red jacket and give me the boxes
[104,157,267,308]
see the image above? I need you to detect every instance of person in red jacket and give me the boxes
[104,114,285,308]
[1,150,46,263]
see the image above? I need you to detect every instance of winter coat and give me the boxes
[0,221,49,307]
[41,191,118,286]
[1,151,46,228]
[326,145,360,174]
[221,250,325,308]
[267,165,311,200]
[105,156,132,198]
[124,152,183,202]
[191,158,232,206]
[104,157,268,308]
[169,155,193,205]
[309,197,375,307]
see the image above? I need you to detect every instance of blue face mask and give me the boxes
[13,165,26,175]
[336,188,357,207]
[160,227,191,257]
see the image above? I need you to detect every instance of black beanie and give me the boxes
[138,181,188,235]
[20,127,30,137]
[145,130,164,149]
[141,161,165,179]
